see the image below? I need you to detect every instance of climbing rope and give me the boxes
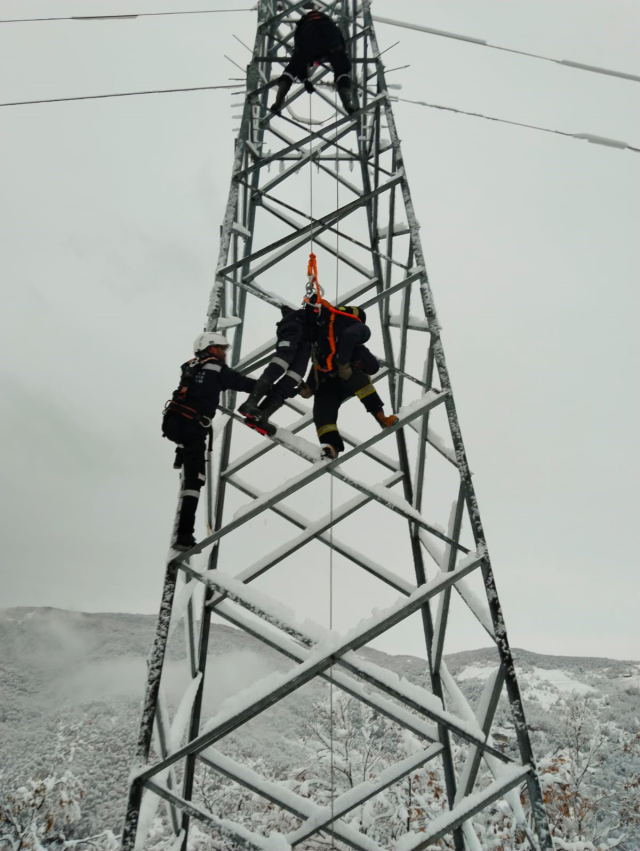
[328,82,340,850]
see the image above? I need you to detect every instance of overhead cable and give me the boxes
[396,96,640,154]
[373,15,640,84]
[1,83,237,108]
[0,7,254,24]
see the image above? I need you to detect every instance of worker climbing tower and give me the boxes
[122,1,552,848]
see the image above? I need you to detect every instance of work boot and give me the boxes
[321,444,339,461]
[238,377,272,419]
[375,410,399,429]
[270,75,293,115]
[255,396,284,437]
[337,85,356,115]
[173,533,196,552]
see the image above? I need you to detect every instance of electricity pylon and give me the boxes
[122,2,552,849]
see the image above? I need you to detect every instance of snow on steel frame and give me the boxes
[121,1,553,849]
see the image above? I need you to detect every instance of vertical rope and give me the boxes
[328,82,341,851]
[309,90,314,254]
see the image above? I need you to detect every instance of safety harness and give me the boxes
[304,253,362,374]
[163,355,220,427]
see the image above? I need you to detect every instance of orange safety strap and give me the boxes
[305,253,361,373]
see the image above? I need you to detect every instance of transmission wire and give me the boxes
[395,96,640,154]
[372,14,640,85]
[1,83,237,108]
[0,8,253,24]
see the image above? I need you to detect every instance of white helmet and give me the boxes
[193,331,228,354]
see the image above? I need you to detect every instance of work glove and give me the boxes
[337,361,353,381]
[303,79,315,94]
[298,381,313,399]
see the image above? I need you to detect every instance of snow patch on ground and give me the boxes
[456,665,495,682]
[533,668,595,695]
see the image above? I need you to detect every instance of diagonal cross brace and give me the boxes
[287,745,444,845]
[137,552,493,783]
[222,172,403,281]
[236,93,385,180]
[226,472,413,594]
[210,472,405,600]
[406,765,533,851]
[213,600,441,743]
[144,779,289,851]
[171,390,449,565]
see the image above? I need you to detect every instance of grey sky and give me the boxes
[1,1,638,662]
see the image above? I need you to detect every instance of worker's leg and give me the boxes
[340,369,399,429]
[313,377,345,458]
[174,437,206,548]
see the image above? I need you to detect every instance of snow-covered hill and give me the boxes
[1,607,638,847]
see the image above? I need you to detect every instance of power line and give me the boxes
[373,15,640,85]
[1,83,237,108]
[396,96,640,154]
[0,7,254,24]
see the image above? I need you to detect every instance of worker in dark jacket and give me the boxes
[301,298,398,460]
[239,306,311,436]
[162,332,256,550]
[270,5,355,115]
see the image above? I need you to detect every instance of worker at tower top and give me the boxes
[239,305,311,437]
[270,3,356,116]
[162,332,256,551]
[300,296,399,460]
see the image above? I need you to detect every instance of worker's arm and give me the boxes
[219,364,257,394]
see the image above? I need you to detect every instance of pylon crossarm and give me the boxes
[212,601,441,743]
[404,764,533,851]
[286,743,444,845]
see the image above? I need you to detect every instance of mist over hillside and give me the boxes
[1,607,638,847]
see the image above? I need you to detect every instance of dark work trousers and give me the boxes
[262,342,310,404]
[313,369,384,453]
[162,413,209,539]
[284,41,351,87]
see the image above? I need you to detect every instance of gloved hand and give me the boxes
[298,381,313,399]
[337,361,353,380]
[303,79,315,94]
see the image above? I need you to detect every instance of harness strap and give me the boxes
[175,355,220,403]
[305,252,362,374]
[164,400,212,428]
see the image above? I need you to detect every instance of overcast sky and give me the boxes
[1,0,638,663]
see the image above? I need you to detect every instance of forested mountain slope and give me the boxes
[1,607,638,849]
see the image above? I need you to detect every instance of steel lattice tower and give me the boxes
[122,2,553,849]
